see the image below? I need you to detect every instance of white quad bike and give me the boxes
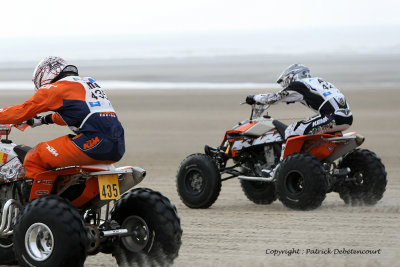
[177,104,387,210]
[0,124,182,267]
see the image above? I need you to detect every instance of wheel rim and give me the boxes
[184,169,205,195]
[121,215,152,253]
[285,171,305,195]
[25,223,54,261]
[353,171,365,185]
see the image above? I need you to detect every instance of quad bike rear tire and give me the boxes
[111,188,182,266]
[276,153,328,210]
[176,153,221,208]
[337,149,387,205]
[240,180,277,204]
[13,195,88,267]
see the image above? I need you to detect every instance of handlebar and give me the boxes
[0,122,29,136]
[240,102,271,120]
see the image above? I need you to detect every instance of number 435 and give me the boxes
[102,184,119,199]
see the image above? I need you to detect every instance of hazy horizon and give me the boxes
[0,26,399,63]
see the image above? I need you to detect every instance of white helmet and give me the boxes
[32,56,68,90]
[276,64,311,88]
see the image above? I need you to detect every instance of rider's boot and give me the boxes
[261,143,285,178]
[280,143,286,161]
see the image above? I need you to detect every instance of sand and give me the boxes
[0,85,398,267]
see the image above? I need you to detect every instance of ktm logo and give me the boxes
[83,137,100,150]
[46,144,59,157]
[312,116,329,127]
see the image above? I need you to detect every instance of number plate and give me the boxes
[98,174,120,200]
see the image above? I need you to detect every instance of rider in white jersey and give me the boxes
[246,64,353,140]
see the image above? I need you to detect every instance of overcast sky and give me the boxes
[0,0,399,63]
[2,0,400,37]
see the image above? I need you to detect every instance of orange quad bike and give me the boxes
[0,124,182,267]
[177,104,387,210]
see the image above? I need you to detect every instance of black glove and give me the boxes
[245,95,255,105]
[27,114,54,128]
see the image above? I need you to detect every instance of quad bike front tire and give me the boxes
[337,149,387,205]
[0,237,17,265]
[176,153,221,208]
[276,153,328,210]
[111,188,182,266]
[240,180,277,204]
[13,195,88,267]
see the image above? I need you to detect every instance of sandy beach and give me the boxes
[0,82,398,266]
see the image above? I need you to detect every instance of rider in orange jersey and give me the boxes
[0,56,125,198]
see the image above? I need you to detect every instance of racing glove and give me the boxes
[254,90,289,105]
[245,95,256,105]
[27,114,54,128]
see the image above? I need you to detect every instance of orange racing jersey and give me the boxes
[0,76,125,161]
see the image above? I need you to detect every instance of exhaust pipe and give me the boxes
[119,167,146,194]
[0,199,22,236]
[238,175,274,182]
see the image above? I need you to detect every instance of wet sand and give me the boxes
[1,85,399,266]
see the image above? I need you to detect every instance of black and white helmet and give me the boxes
[276,64,311,88]
[32,56,78,91]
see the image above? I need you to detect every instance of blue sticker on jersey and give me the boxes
[88,78,96,83]
[323,91,332,97]
[89,101,101,107]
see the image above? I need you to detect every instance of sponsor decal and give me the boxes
[46,144,59,157]
[323,91,332,97]
[83,136,101,150]
[35,190,49,195]
[99,112,116,118]
[336,97,346,107]
[0,152,8,164]
[312,117,329,127]
[89,101,101,107]
[36,180,54,185]
[0,157,21,181]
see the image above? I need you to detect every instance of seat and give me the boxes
[13,145,33,163]
[272,120,288,139]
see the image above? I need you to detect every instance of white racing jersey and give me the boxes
[255,77,352,119]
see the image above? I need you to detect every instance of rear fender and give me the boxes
[323,132,365,162]
[71,166,145,208]
[283,133,340,160]
[29,165,146,207]
[283,132,364,161]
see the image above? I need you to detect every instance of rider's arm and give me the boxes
[0,85,63,124]
[51,113,67,126]
[254,89,303,105]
